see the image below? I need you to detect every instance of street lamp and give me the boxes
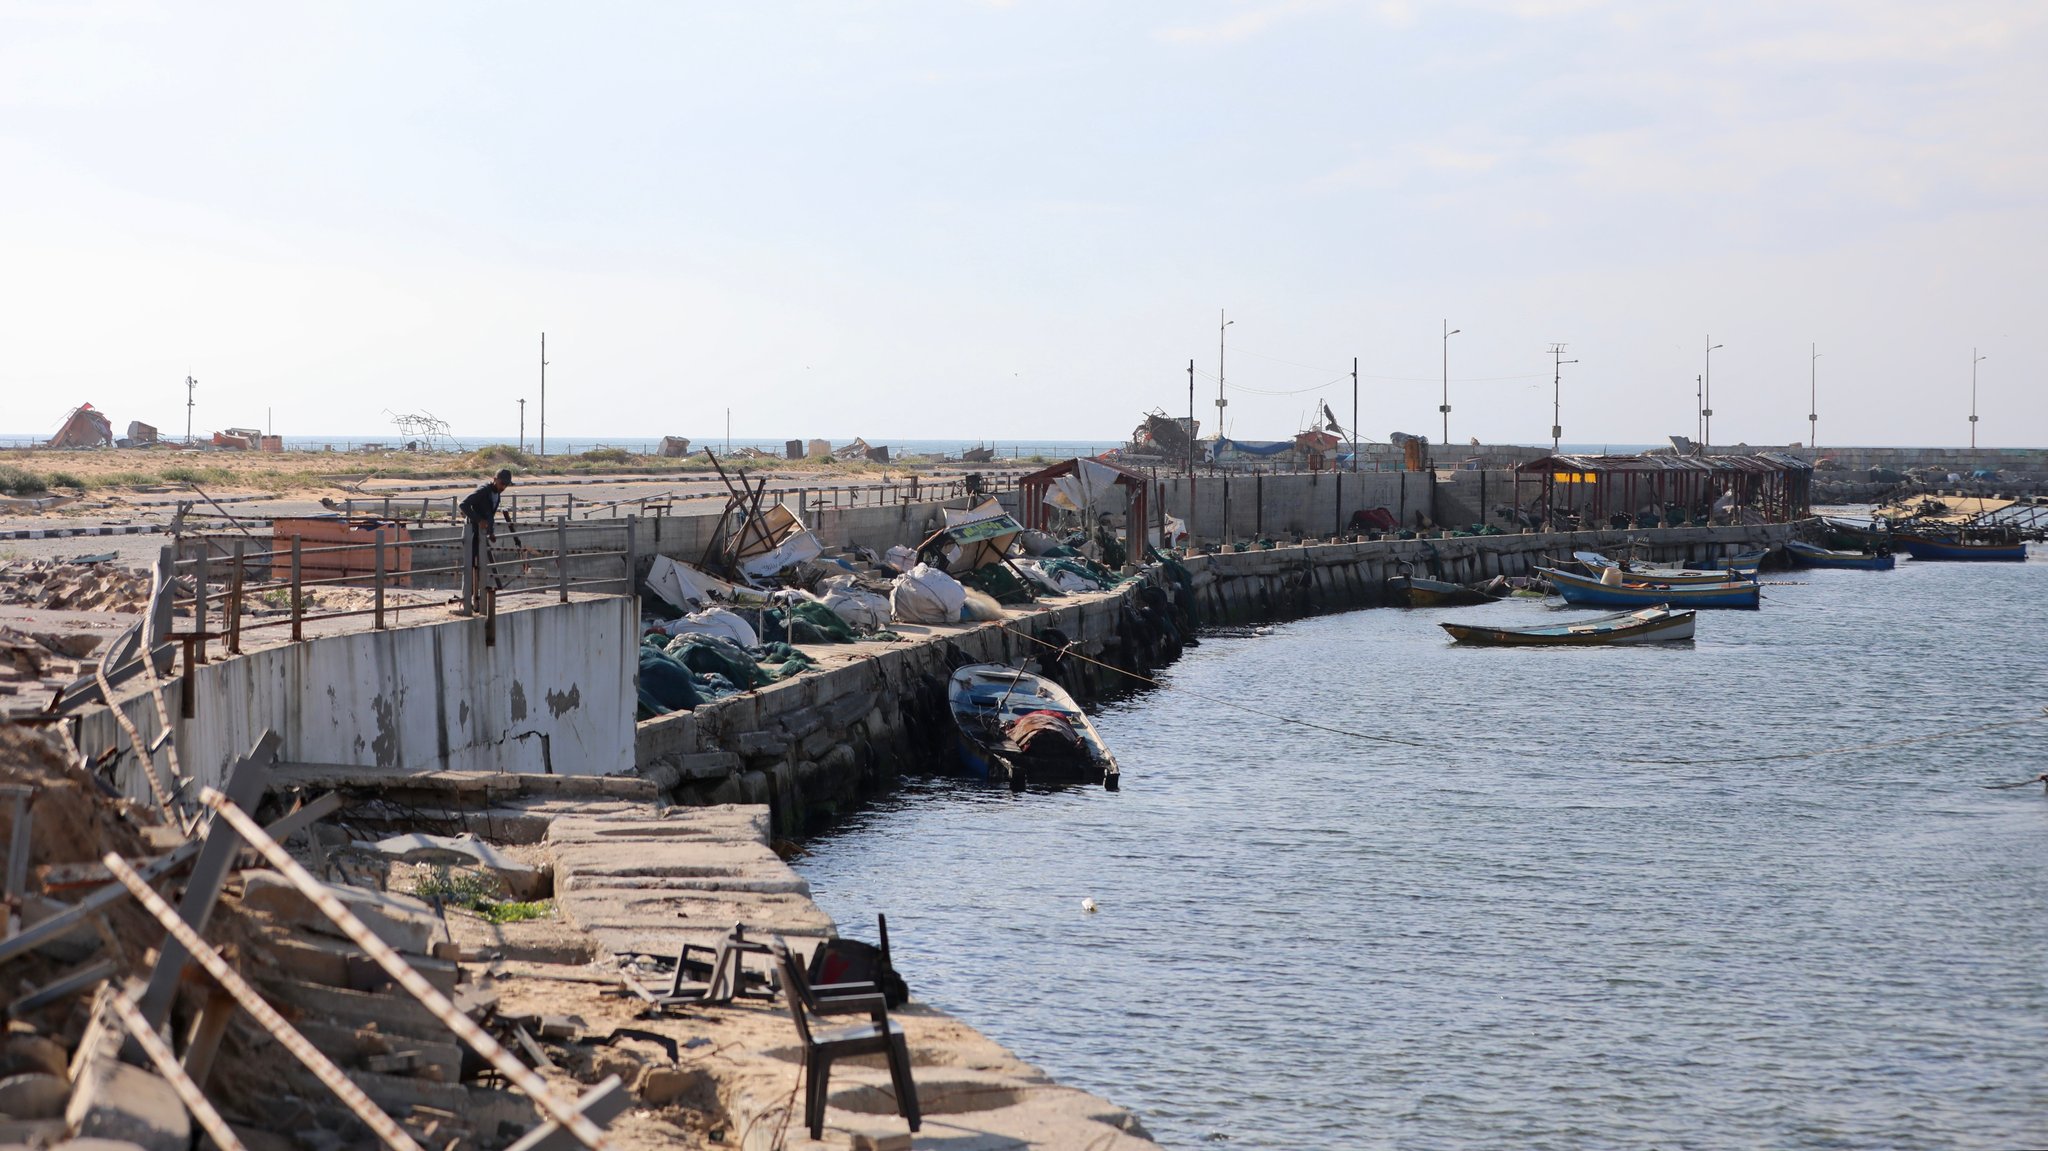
[1548,343,1577,454]
[1217,310,1234,442]
[1970,348,1987,448]
[1441,320,1461,447]
[1703,337,1724,450]
[1808,345,1820,453]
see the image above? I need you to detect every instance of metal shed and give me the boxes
[1512,452,1812,530]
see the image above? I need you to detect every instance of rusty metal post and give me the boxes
[373,528,386,630]
[557,517,570,603]
[623,514,639,602]
[193,547,209,656]
[227,539,244,654]
[290,535,303,641]
[567,493,576,519]
[381,495,391,519]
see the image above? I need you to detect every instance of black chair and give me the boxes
[769,935,920,1141]
[807,913,908,1011]
[622,922,775,1010]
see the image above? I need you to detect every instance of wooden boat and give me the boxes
[1893,533,2028,562]
[948,664,1120,789]
[1386,572,1497,607]
[1784,539,1896,570]
[1537,566,1762,609]
[1441,605,1697,646]
[1570,551,1758,585]
[1819,516,1890,551]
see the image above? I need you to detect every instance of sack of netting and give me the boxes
[889,563,966,624]
[780,599,857,644]
[637,645,704,715]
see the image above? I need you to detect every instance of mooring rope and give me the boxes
[999,623,1435,748]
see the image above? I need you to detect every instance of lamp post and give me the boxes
[518,398,526,453]
[1441,320,1461,447]
[1807,345,1819,453]
[1217,310,1234,444]
[1548,343,1577,454]
[1970,348,1987,448]
[1703,337,1723,451]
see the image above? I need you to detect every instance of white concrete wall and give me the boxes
[88,597,637,801]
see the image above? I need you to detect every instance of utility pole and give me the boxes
[184,375,197,444]
[1188,358,1197,547]
[538,333,548,458]
[1808,344,1820,453]
[1351,356,1359,473]
[1216,310,1232,443]
[1695,375,1703,449]
[518,399,526,453]
[1440,320,1461,448]
[1547,343,1577,455]
[1970,348,1987,448]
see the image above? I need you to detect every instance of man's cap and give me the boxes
[495,468,514,485]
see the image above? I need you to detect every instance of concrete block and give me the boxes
[676,751,741,780]
[241,870,440,954]
[64,1059,189,1151]
[731,731,787,758]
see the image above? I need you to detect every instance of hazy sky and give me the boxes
[4,1,2044,448]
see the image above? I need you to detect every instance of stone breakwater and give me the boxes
[638,522,1799,829]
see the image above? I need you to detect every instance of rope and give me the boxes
[1622,706,2048,767]
[1000,624,1434,749]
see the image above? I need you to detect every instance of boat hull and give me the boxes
[1537,567,1762,609]
[1784,540,1896,570]
[1894,534,2027,562]
[949,664,1119,787]
[1441,606,1697,646]
[1387,574,1495,607]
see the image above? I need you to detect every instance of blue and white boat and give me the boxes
[948,664,1120,789]
[1538,566,1762,609]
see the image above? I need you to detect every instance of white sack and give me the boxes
[658,606,760,647]
[889,563,967,624]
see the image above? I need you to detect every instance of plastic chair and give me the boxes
[769,936,920,1141]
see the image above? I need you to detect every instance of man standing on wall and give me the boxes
[460,468,515,612]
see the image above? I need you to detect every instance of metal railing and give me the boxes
[159,517,639,672]
[332,471,1022,524]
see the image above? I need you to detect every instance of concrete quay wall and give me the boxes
[86,595,638,805]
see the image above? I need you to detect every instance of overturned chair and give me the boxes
[621,922,777,1011]
[769,935,921,1141]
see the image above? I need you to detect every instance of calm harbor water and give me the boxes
[799,554,2048,1149]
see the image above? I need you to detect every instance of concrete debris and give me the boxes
[46,404,115,450]
[360,832,546,900]
[0,561,153,613]
[239,869,441,954]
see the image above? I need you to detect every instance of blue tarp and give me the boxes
[1214,438,1294,457]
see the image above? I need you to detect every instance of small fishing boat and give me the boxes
[1537,566,1762,609]
[1893,533,2028,562]
[1819,516,1890,551]
[948,664,1120,790]
[1386,571,1498,607]
[1784,539,1896,571]
[1571,551,1761,584]
[1441,604,1697,646]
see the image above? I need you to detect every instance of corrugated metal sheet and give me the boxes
[1516,453,1813,475]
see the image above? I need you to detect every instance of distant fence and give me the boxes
[328,472,1025,523]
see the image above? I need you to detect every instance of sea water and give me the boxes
[799,554,2048,1149]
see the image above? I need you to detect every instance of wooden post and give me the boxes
[557,517,570,603]
[290,536,303,641]
[373,529,386,630]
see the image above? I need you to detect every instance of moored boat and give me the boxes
[948,664,1120,789]
[1893,533,2028,562]
[1784,539,1896,570]
[1441,605,1697,646]
[1537,566,1762,609]
[1385,572,1497,607]
[1571,551,1761,584]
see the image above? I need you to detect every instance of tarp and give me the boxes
[733,503,825,578]
[1044,458,1125,515]
[1214,438,1294,457]
[655,606,760,647]
[645,555,730,612]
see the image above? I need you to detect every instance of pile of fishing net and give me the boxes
[636,632,819,717]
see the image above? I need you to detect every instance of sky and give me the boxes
[3,0,2045,448]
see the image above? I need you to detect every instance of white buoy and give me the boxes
[1081,897,1098,913]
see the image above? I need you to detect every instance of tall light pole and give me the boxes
[538,332,548,458]
[518,398,526,453]
[184,375,197,444]
[1351,356,1359,473]
[1441,320,1461,447]
[1547,343,1577,454]
[1807,345,1820,452]
[1216,310,1233,443]
[1695,375,1703,449]
[1703,337,1723,451]
[1970,348,1987,448]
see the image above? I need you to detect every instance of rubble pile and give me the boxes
[0,561,154,614]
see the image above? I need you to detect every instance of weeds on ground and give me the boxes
[414,865,551,924]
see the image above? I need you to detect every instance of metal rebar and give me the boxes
[374,529,386,630]
[227,540,244,654]
[102,853,425,1151]
[194,789,609,1150]
[557,517,570,604]
[109,991,251,1151]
